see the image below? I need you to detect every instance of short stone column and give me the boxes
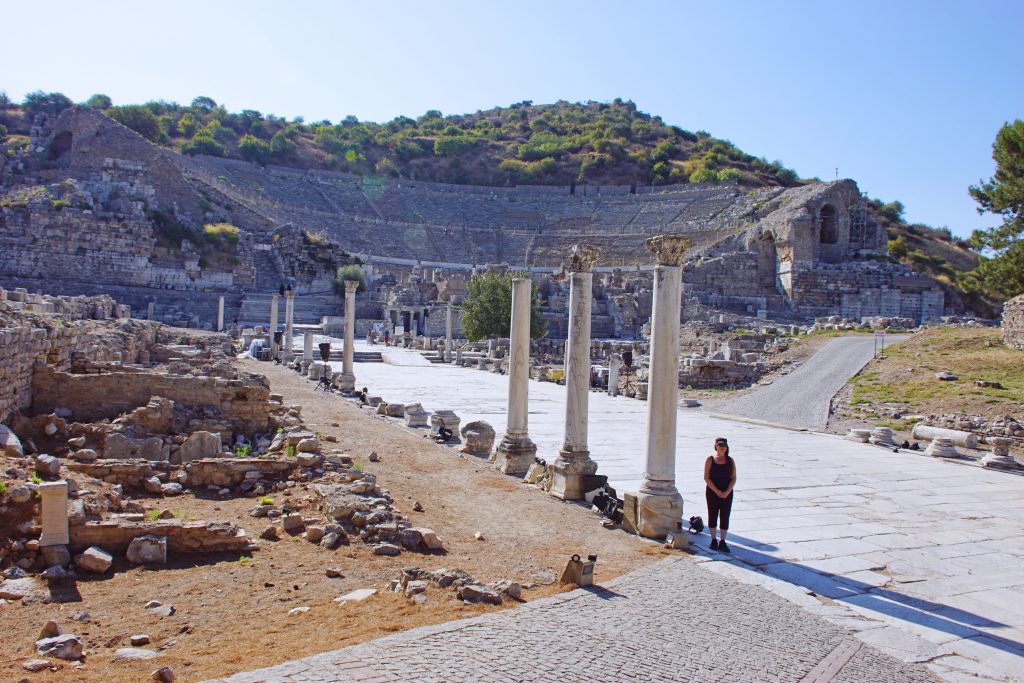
[217,295,225,332]
[147,301,155,320]
[551,245,601,500]
[303,331,314,362]
[608,353,621,397]
[338,280,358,392]
[494,278,537,475]
[444,303,454,364]
[284,291,295,359]
[636,235,691,538]
[39,481,69,547]
[269,293,280,358]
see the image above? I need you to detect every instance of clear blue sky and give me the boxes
[5,0,1021,237]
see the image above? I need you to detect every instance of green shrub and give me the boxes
[234,444,252,458]
[106,105,162,142]
[181,131,226,157]
[717,168,743,183]
[0,124,7,142]
[334,264,367,294]
[0,480,7,495]
[689,167,716,184]
[258,496,274,506]
[31,472,43,485]
[434,136,477,156]
[203,223,240,241]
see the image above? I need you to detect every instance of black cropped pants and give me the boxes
[706,488,734,530]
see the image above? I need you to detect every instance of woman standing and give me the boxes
[704,437,737,553]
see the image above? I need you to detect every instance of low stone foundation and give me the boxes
[69,519,253,554]
[66,459,165,489]
[184,458,297,488]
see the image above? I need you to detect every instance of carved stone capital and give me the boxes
[644,235,692,266]
[563,244,600,273]
[344,280,359,294]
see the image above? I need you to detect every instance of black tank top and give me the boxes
[709,457,733,491]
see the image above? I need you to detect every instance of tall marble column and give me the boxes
[217,296,225,332]
[269,293,280,358]
[338,280,358,392]
[493,277,536,475]
[444,303,454,363]
[551,245,600,500]
[284,291,295,359]
[637,235,691,538]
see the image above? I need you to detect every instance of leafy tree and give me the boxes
[968,119,1024,300]
[878,200,905,223]
[333,264,367,294]
[0,123,7,142]
[22,91,73,118]
[717,168,743,183]
[393,139,424,161]
[238,134,272,165]
[177,112,199,137]
[106,105,161,141]
[190,96,217,111]
[84,93,112,109]
[270,130,298,159]
[689,167,716,184]
[0,90,11,109]
[459,272,547,341]
[434,136,476,156]
[180,130,226,157]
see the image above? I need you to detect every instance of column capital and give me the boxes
[344,280,359,294]
[563,244,600,273]
[644,235,692,266]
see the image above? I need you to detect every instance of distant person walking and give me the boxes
[704,437,737,553]
[383,329,390,346]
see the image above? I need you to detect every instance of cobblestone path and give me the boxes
[207,556,937,683]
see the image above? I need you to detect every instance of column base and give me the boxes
[493,434,536,476]
[636,480,684,539]
[549,450,598,500]
[336,371,356,393]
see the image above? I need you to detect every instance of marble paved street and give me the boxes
[208,556,937,683]
[252,340,1024,682]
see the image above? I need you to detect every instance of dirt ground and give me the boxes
[1,359,671,683]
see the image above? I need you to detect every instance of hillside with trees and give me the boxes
[0,89,999,312]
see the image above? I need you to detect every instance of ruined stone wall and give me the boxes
[0,300,157,424]
[31,365,272,433]
[1002,294,1024,350]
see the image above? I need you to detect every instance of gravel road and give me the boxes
[709,335,904,430]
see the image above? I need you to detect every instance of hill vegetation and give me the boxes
[0,89,1002,312]
[0,91,800,188]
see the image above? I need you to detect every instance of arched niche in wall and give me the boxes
[819,204,838,244]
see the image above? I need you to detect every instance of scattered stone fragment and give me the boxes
[288,606,310,616]
[131,634,152,646]
[35,455,61,477]
[39,620,62,639]
[127,535,168,564]
[334,588,377,603]
[157,510,175,520]
[489,579,522,600]
[36,634,83,660]
[9,485,34,503]
[368,451,380,462]
[458,584,502,605]
[260,525,279,540]
[412,501,423,512]
[160,483,183,496]
[413,528,444,551]
[71,448,98,461]
[412,593,428,605]
[305,526,325,543]
[935,371,959,381]
[0,581,40,602]
[325,568,344,578]
[144,601,175,617]
[474,531,485,541]
[115,647,160,660]
[373,543,401,556]
[531,570,556,585]
[281,514,305,533]
[404,580,428,598]
[151,666,176,682]
[320,531,343,549]
[296,437,320,453]
[76,547,113,573]
[23,659,52,672]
